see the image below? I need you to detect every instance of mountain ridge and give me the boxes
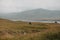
[0,8,60,21]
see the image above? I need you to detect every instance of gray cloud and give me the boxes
[0,0,60,13]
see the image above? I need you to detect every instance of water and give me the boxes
[11,19,60,23]
[21,20,60,23]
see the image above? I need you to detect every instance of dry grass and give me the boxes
[0,18,60,40]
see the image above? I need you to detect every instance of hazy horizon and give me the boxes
[0,0,60,13]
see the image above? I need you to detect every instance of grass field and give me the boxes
[0,18,60,40]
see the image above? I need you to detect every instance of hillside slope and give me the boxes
[0,8,60,21]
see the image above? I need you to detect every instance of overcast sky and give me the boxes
[0,0,60,13]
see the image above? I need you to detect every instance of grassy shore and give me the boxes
[0,18,60,40]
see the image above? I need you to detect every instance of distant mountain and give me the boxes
[0,8,60,21]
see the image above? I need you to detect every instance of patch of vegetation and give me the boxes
[46,32,60,40]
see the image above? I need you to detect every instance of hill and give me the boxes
[0,8,60,21]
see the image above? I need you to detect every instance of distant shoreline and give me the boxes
[24,20,60,23]
[11,19,60,23]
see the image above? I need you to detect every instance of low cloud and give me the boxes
[0,0,60,13]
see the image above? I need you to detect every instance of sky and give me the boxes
[0,0,60,13]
